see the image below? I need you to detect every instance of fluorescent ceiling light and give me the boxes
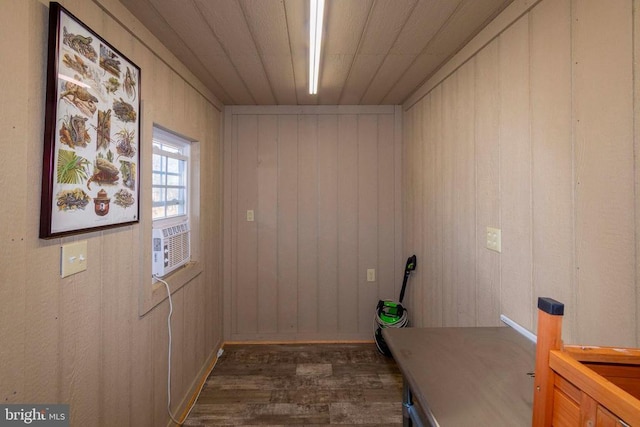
[309,0,324,95]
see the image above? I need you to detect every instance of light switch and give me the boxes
[246,210,254,222]
[367,269,376,282]
[61,241,88,278]
[486,227,502,253]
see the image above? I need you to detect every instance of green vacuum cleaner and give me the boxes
[374,255,417,356]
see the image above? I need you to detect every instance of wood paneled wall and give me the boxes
[403,0,639,346]
[0,1,223,425]
[224,106,403,341]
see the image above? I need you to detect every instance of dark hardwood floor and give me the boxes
[183,343,403,426]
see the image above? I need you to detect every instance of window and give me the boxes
[152,127,189,223]
[142,125,202,314]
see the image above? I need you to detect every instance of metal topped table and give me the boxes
[383,326,536,426]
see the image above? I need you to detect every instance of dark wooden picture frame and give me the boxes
[40,2,141,239]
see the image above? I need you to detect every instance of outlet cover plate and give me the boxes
[61,241,88,278]
[486,227,502,253]
[366,269,376,282]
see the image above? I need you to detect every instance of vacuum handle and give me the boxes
[405,255,417,273]
[398,255,417,303]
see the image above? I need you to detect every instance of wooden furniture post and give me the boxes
[532,297,564,427]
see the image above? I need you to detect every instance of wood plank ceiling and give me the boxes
[119,0,515,105]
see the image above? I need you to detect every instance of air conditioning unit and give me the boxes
[152,221,190,277]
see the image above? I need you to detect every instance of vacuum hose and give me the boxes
[373,304,408,356]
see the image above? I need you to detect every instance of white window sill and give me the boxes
[141,261,203,315]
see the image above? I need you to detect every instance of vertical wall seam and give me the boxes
[127,229,136,424]
[570,0,578,342]
[472,56,479,327]
[419,103,425,327]
[315,115,320,334]
[232,116,238,336]
[336,116,341,334]
[296,115,300,334]
[356,115,361,333]
[253,116,262,333]
[414,96,424,326]
[528,9,535,331]
[396,108,399,309]
[395,107,401,322]
[127,229,135,426]
[376,116,380,310]
[632,0,639,346]
[57,239,64,405]
[98,231,105,425]
[296,114,303,332]
[497,31,503,319]
[437,93,440,326]
[295,115,300,332]
[275,115,280,333]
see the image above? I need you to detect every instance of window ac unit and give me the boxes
[152,221,190,277]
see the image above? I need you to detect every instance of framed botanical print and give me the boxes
[40,2,141,239]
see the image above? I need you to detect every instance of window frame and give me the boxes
[139,119,204,316]
[152,127,190,227]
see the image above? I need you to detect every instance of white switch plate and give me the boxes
[367,269,376,282]
[246,210,254,222]
[486,227,502,253]
[61,241,88,278]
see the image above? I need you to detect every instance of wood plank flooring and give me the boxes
[184,343,403,426]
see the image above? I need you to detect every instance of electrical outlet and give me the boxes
[486,227,502,253]
[246,210,254,222]
[367,269,376,282]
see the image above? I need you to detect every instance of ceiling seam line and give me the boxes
[336,0,377,105]
[237,0,280,104]
[192,0,259,105]
[357,0,420,105]
[380,0,468,104]
[401,0,543,109]
[94,0,230,108]
[283,0,300,105]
